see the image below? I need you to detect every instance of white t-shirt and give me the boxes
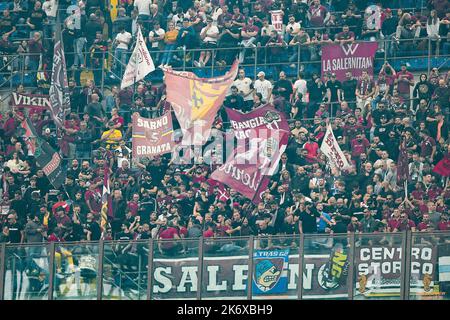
[149,28,166,48]
[115,31,132,50]
[201,25,219,43]
[293,79,308,102]
[134,0,151,16]
[42,0,57,18]
[172,14,185,27]
[254,79,273,102]
[261,25,275,37]
[233,77,253,101]
[286,22,301,35]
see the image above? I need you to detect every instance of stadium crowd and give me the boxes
[0,0,449,259]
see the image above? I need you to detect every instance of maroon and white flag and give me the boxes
[321,42,378,81]
[270,10,283,32]
[132,112,174,158]
[320,124,352,171]
[121,25,155,89]
[49,40,71,128]
[211,104,290,203]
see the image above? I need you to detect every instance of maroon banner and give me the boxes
[211,104,290,203]
[321,42,378,81]
[132,112,174,157]
[10,92,50,110]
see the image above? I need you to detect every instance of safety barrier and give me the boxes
[1,230,449,300]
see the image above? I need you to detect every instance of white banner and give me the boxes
[121,26,155,89]
[270,10,283,32]
[320,125,352,170]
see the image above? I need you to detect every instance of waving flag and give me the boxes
[320,125,352,171]
[121,25,155,89]
[211,104,290,203]
[164,60,239,145]
[49,40,71,128]
[101,166,112,230]
[19,118,38,156]
[433,153,450,177]
[34,137,65,189]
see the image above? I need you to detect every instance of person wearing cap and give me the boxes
[326,72,342,117]
[254,71,272,103]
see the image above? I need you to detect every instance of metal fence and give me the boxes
[0,37,449,93]
[0,230,449,300]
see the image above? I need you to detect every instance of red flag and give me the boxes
[211,104,290,203]
[20,118,38,156]
[433,154,450,177]
[132,112,174,158]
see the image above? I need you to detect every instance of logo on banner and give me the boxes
[254,259,283,292]
[341,43,359,56]
[252,249,289,295]
[317,246,349,290]
[321,42,378,81]
[263,110,282,130]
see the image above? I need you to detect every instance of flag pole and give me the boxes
[132,24,140,106]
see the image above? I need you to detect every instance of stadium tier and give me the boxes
[0,0,449,301]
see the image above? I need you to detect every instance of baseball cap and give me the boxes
[385,8,392,13]
[257,71,265,77]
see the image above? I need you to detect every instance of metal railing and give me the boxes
[1,230,449,300]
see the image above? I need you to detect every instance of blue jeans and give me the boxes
[73,37,86,67]
[114,48,128,76]
[160,44,176,65]
[443,42,450,56]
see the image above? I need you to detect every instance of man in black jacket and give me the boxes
[75,121,93,161]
